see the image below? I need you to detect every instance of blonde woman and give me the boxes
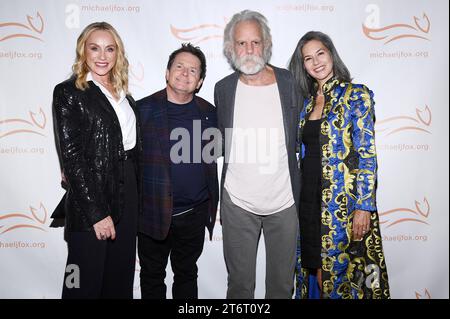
[52,22,141,298]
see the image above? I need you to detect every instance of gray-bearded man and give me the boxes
[214,10,302,299]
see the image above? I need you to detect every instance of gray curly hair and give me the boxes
[223,10,272,69]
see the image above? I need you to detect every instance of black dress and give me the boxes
[299,119,322,269]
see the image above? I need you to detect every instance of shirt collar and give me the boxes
[87,72,126,103]
[314,76,340,95]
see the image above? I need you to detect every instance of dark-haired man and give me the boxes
[137,43,219,299]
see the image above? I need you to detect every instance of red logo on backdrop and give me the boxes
[0,203,48,234]
[0,108,47,139]
[170,19,227,44]
[415,289,431,299]
[375,105,431,136]
[363,13,430,44]
[379,197,430,228]
[0,12,44,42]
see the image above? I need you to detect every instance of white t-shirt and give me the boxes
[224,80,294,215]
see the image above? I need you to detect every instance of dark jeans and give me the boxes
[62,158,138,299]
[138,201,208,299]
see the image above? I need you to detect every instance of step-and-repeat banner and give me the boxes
[0,0,448,299]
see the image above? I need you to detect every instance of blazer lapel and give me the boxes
[224,72,239,130]
[87,81,125,146]
[222,72,239,162]
[300,98,314,127]
[273,67,292,148]
[152,90,171,164]
[87,81,116,116]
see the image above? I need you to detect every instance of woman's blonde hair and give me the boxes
[72,22,129,95]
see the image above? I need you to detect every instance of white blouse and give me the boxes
[87,73,136,151]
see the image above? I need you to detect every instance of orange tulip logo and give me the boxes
[0,107,47,139]
[170,18,226,44]
[0,12,44,42]
[379,197,430,228]
[0,203,48,234]
[363,13,430,44]
[415,289,431,299]
[375,105,431,136]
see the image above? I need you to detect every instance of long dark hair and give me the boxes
[288,31,351,97]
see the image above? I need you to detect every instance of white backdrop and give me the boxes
[0,0,448,299]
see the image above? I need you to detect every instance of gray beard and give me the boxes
[233,54,266,75]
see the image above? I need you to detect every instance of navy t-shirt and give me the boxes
[167,99,209,215]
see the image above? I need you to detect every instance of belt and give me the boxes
[121,149,135,161]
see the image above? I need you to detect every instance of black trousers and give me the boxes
[62,158,138,299]
[138,201,208,299]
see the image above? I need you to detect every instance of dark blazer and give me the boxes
[137,89,219,241]
[51,77,142,231]
[214,66,303,212]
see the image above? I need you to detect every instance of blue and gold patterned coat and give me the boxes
[295,78,390,299]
